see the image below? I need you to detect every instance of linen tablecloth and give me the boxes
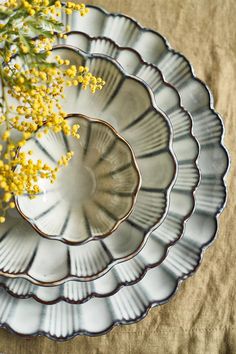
[0,0,235,353]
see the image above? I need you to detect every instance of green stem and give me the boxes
[0,66,12,162]
[0,67,10,129]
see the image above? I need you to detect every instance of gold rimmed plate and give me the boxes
[15,114,141,245]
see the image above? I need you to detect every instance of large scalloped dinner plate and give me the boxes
[0,5,229,339]
[0,32,199,304]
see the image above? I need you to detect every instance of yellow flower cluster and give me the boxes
[0,58,105,221]
[0,1,89,64]
[0,142,74,223]
[5,59,104,134]
[33,37,55,55]
[0,1,105,223]
[3,0,89,17]
[56,57,106,93]
[64,2,89,16]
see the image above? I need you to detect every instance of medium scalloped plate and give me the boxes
[0,46,176,284]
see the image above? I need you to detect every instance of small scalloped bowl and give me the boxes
[15,114,141,245]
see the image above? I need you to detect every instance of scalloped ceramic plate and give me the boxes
[0,5,228,340]
[0,46,176,285]
[0,33,199,304]
[15,115,141,245]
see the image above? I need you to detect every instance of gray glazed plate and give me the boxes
[0,46,176,284]
[15,114,141,245]
[0,5,228,340]
[0,33,199,304]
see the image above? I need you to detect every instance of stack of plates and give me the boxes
[0,5,228,340]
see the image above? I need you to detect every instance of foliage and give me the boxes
[0,1,105,222]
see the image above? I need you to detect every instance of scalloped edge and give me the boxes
[0,4,229,340]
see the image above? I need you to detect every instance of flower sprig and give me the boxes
[0,0,88,64]
[0,1,105,223]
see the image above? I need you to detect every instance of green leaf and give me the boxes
[48,0,58,6]
[8,8,27,21]
[35,16,63,32]
[0,7,12,19]
[28,23,55,38]
[0,13,9,20]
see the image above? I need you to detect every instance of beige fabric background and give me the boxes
[0,0,235,353]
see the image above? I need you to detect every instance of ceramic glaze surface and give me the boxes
[0,47,176,284]
[16,115,141,245]
[0,5,228,340]
[0,30,200,302]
